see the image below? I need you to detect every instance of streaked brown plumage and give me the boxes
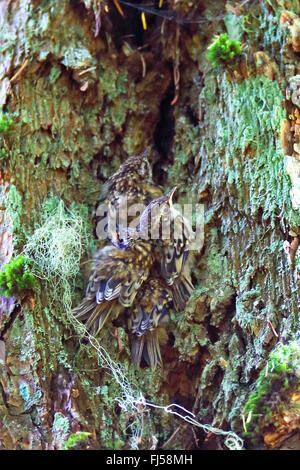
[156,198,194,311]
[100,147,163,238]
[73,190,176,336]
[75,149,195,369]
[170,263,194,311]
[72,240,153,335]
[128,278,172,370]
[106,147,162,208]
[111,185,194,313]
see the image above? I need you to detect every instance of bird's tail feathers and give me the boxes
[72,299,116,335]
[131,330,162,370]
[131,335,145,369]
[143,330,162,370]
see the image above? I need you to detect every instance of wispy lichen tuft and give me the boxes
[23,198,91,312]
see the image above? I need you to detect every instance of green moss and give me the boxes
[279,0,300,14]
[105,438,125,450]
[206,33,243,68]
[171,73,293,228]
[200,73,217,105]
[168,115,200,191]
[49,65,62,84]
[244,341,300,439]
[0,255,37,298]
[63,432,92,450]
[0,114,13,132]
[0,113,13,160]
[61,47,96,70]
[99,67,128,101]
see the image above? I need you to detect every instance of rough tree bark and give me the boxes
[0,0,299,450]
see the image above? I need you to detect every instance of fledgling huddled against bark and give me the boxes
[73,148,194,369]
[103,147,163,235]
[128,278,172,369]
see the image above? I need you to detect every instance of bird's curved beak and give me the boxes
[142,146,151,158]
[167,187,176,203]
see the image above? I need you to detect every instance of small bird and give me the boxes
[76,143,195,369]
[116,186,194,312]
[73,190,176,336]
[99,147,163,239]
[155,191,194,311]
[128,278,172,370]
[106,147,162,208]
[72,240,153,335]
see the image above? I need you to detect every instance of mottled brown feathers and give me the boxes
[73,148,194,369]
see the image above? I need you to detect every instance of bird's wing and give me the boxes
[131,316,162,369]
[86,246,149,307]
[130,334,145,369]
[160,214,194,310]
[128,306,151,336]
[161,214,191,285]
[171,270,194,311]
[128,280,171,369]
[72,244,150,334]
[148,289,171,328]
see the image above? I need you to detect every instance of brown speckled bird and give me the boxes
[112,185,194,313]
[106,147,162,207]
[128,278,172,370]
[99,147,163,238]
[154,194,194,312]
[72,240,153,335]
[73,190,176,336]
[75,149,195,369]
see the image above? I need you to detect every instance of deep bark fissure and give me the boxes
[0,303,21,340]
[153,80,175,185]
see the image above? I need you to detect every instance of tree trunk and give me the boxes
[0,0,299,450]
